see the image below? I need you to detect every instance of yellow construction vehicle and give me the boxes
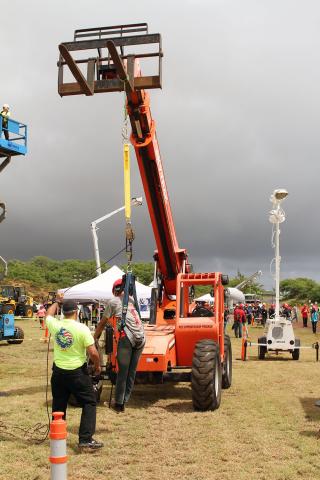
[44,291,56,308]
[0,285,34,317]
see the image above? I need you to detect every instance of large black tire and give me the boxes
[292,338,300,360]
[23,305,33,318]
[191,339,222,411]
[258,336,267,360]
[7,326,24,345]
[222,335,232,389]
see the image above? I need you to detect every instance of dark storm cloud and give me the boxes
[1,0,320,288]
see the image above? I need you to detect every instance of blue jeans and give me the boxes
[234,321,242,338]
[115,335,143,405]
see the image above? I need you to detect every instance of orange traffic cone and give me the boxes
[44,327,49,343]
[241,324,248,361]
[49,412,68,480]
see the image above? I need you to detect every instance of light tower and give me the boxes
[269,188,288,319]
[257,188,300,360]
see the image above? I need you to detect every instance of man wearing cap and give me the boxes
[94,278,145,413]
[0,104,10,140]
[45,293,103,450]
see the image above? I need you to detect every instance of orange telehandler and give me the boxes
[57,23,232,410]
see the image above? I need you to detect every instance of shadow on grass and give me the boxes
[127,384,192,408]
[96,382,194,412]
[157,400,193,413]
[2,385,46,396]
[299,429,320,439]
[299,397,320,422]
[238,355,293,362]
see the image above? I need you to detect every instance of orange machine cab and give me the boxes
[109,272,225,374]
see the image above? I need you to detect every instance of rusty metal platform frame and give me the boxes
[58,23,162,97]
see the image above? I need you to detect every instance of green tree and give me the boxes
[122,262,154,286]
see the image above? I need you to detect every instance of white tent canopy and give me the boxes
[225,287,245,305]
[59,265,151,304]
[195,288,245,306]
[195,293,214,304]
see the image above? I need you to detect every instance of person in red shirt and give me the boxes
[301,304,309,328]
[233,304,246,338]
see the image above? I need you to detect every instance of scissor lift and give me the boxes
[0,116,28,280]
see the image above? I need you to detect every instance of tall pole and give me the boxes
[91,222,102,276]
[90,197,142,276]
[275,212,280,318]
[269,189,288,320]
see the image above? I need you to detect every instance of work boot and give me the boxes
[110,402,125,413]
[78,438,104,450]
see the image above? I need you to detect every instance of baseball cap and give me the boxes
[62,300,78,314]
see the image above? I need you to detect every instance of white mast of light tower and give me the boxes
[269,188,288,319]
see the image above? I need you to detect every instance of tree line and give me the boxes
[3,257,319,303]
[5,256,154,292]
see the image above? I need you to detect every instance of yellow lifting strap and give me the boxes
[123,143,131,221]
[123,143,134,271]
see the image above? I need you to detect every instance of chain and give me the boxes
[126,238,133,272]
[122,92,129,144]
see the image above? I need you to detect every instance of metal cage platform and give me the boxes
[58,22,162,97]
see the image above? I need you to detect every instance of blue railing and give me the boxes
[0,116,28,156]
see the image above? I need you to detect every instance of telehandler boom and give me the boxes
[58,23,232,410]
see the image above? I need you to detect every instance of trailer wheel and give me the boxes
[191,339,222,411]
[222,335,232,389]
[292,338,300,360]
[2,304,14,315]
[7,326,24,345]
[23,306,33,318]
[258,336,267,360]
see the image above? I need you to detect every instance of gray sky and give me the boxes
[1,0,319,288]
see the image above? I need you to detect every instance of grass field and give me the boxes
[1,319,320,480]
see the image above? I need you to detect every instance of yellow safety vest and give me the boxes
[0,110,10,127]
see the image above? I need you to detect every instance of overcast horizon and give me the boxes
[1,0,320,289]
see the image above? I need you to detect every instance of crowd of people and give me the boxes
[226,301,320,338]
